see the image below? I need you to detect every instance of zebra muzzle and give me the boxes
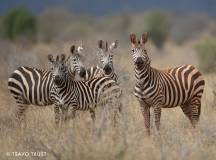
[104,65,112,74]
[54,76,61,85]
[79,68,86,78]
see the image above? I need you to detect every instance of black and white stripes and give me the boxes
[8,34,205,135]
[48,52,122,124]
[80,40,118,82]
[7,45,84,125]
[8,66,55,123]
[130,33,205,135]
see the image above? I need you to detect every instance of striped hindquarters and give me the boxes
[84,76,121,104]
[8,66,53,106]
[162,64,205,107]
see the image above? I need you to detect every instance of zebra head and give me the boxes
[130,32,150,70]
[69,44,86,79]
[97,40,118,75]
[48,54,68,85]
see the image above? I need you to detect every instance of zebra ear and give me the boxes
[48,54,54,63]
[109,40,118,51]
[130,33,137,44]
[77,41,84,54]
[77,46,84,54]
[141,32,148,44]
[105,42,108,52]
[98,40,104,49]
[70,45,76,54]
[56,55,59,61]
[61,54,66,62]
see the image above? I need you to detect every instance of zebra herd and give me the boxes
[8,32,205,135]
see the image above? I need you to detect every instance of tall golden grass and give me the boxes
[0,41,216,160]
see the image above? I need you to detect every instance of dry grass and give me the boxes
[0,42,216,160]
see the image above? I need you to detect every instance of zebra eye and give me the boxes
[132,49,135,52]
[142,49,148,54]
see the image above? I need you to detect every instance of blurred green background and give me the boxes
[0,0,216,78]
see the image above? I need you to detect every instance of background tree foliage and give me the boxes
[195,38,216,73]
[2,7,37,41]
[145,11,170,48]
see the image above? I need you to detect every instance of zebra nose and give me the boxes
[135,57,144,65]
[104,64,112,74]
[54,75,61,84]
[79,68,86,78]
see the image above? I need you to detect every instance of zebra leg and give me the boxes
[111,99,121,127]
[112,101,123,127]
[181,102,200,128]
[140,101,150,135]
[181,104,191,121]
[61,107,69,124]
[190,104,200,128]
[70,108,76,119]
[54,105,60,126]
[89,109,96,122]
[153,107,161,131]
[15,103,28,127]
[118,102,122,113]
[190,99,201,128]
[67,106,76,128]
[89,108,96,134]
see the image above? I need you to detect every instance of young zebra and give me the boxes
[48,51,122,124]
[8,45,85,125]
[80,40,118,81]
[130,33,205,135]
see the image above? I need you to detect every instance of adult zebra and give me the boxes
[48,51,122,124]
[130,33,205,135]
[71,40,122,118]
[8,45,85,125]
[80,40,118,81]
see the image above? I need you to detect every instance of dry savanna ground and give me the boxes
[0,41,216,160]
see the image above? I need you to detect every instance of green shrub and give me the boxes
[145,11,170,48]
[2,7,37,41]
[195,38,216,73]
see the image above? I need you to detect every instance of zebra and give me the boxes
[80,40,118,81]
[68,44,86,79]
[130,32,205,135]
[70,40,122,118]
[8,44,85,126]
[48,51,122,125]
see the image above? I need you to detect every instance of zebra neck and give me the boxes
[135,64,157,90]
[54,75,71,91]
[103,70,115,78]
